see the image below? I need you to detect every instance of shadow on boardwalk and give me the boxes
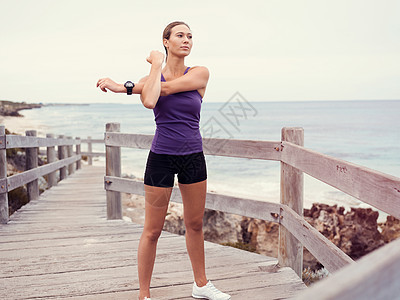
[0,165,306,299]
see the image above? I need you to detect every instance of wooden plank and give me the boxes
[104,132,282,160]
[279,127,304,277]
[87,136,93,165]
[26,130,39,201]
[76,137,82,170]
[67,136,75,175]
[205,190,281,223]
[57,134,67,180]
[280,205,354,273]
[0,125,8,223]
[281,141,400,219]
[295,235,400,300]
[7,155,81,192]
[105,132,153,149]
[6,134,80,148]
[46,133,57,187]
[105,123,122,219]
[203,138,281,160]
[104,175,281,222]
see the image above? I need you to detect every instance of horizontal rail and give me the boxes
[6,155,81,192]
[280,205,354,272]
[104,132,282,161]
[104,175,281,222]
[203,138,281,160]
[4,135,80,149]
[281,141,400,219]
[105,133,153,149]
[81,152,105,157]
[81,139,104,144]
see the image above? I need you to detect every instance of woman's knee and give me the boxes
[142,228,163,242]
[185,218,203,232]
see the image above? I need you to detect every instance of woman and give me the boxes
[97,21,231,300]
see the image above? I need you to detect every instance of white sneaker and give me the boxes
[143,298,151,300]
[192,281,231,300]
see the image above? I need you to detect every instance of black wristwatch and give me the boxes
[124,81,135,95]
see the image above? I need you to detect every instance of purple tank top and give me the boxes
[150,67,203,155]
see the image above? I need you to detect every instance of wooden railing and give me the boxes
[2,121,399,297]
[0,125,101,224]
[103,122,400,280]
[80,137,105,165]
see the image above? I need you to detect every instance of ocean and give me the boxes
[20,99,400,219]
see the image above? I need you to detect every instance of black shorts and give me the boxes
[144,150,207,188]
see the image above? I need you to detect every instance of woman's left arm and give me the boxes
[161,66,209,96]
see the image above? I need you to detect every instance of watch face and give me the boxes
[125,81,134,88]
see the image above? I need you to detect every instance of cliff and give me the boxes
[0,100,42,117]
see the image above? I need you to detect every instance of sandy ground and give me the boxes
[0,115,50,136]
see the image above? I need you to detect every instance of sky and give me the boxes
[1,0,399,104]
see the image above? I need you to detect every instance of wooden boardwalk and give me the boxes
[0,165,307,300]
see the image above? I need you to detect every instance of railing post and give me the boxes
[105,123,121,219]
[76,137,81,170]
[279,127,304,277]
[26,130,39,202]
[0,125,8,224]
[58,135,67,180]
[46,133,57,187]
[67,136,74,175]
[87,136,93,165]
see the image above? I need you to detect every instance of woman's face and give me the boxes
[164,24,193,57]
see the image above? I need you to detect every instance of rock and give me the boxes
[303,204,385,268]
[163,202,186,235]
[203,209,242,244]
[340,207,384,260]
[122,193,146,225]
[241,218,279,258]
[163,204,242,244]
[380,216,400,243]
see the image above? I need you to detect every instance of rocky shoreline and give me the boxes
[0,100,43,117]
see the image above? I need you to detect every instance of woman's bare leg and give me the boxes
[179,179,208,287]
[138,185,172,300]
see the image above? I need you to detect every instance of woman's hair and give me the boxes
[162,21,190,58]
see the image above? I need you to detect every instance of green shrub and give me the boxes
[221,241,258,253]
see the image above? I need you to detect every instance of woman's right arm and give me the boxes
[140,50,165,109]
[96,78,144,94]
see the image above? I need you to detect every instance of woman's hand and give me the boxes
[96,78,125,93]
[146,50,165,66]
